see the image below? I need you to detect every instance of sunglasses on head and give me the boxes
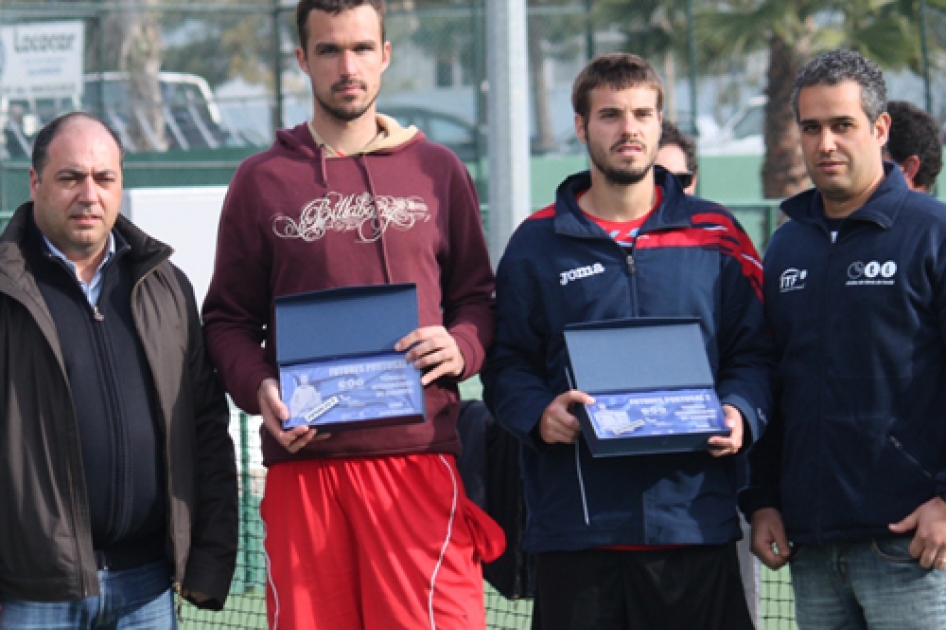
[674,172,694,189]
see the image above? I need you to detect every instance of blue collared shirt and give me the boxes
[43,233,116,307]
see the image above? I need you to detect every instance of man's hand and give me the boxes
[751,507,791,570]
[396,326,465,386]
[258,378,328,453]
[707,404,744,457]
[889,496,946,569]
[538,390,594,445]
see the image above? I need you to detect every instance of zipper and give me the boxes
[574,442,590,525]
[889,436,934,479]
[813,234,834,539]
[130,262,179,577]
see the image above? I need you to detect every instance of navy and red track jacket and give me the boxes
[482,168,773,552]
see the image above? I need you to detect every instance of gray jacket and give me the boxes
[0,203,238,609]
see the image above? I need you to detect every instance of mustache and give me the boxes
[611,136,644,152]
[332,79,367,92]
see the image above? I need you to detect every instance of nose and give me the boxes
[339,50,357,76]
[819,128,837,153]
[77,175,98,202]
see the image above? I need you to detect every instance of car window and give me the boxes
[428,116,472,144]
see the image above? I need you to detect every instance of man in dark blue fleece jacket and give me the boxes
[482,52,772,630]
[741,49,946,629]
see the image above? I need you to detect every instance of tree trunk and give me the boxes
[112,0,167,152]
[761,35,808,199]
[528,15,557,154]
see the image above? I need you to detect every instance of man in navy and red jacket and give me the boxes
[482,53,772,630]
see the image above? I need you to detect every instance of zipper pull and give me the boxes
[93,306,104,322]
[626,253,636,275]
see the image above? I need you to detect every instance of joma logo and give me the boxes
[560,263,605,286]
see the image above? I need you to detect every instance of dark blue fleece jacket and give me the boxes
[482,168,773,552]
[741,164,946,544]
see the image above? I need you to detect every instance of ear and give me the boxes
[875,111,891,147]
[381,40,391,73]
[295,46,308,73]
[29,168,39,201]
[899,155,921,188]
[574,113,587,144]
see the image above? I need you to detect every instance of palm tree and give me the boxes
[699,0,930,198]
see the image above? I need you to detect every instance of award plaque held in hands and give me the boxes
[275,284,425,431]
[564,318,729,457]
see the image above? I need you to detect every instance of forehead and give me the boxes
[44,120,121,172]
[797,80,867,121]
[588,84,660,111]
[307,5,383,46]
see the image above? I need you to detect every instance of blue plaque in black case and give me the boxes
[564,318,728,457]
[274,284,425,431]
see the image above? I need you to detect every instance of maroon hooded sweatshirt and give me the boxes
[202,117,495,466]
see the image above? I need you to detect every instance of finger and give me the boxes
[420,361,456,386]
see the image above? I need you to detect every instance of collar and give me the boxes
[552,166,693,238]
[42,231,117,274]
[781,162,909,230]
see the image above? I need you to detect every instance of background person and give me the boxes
[0,112,238,628]
[656,118,698,194]
[201,1,503,628]
[884,99,943,193]
[743,49,946,629]
[483,52,772,630]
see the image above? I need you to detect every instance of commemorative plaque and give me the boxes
[564,318,728,457]
[274,284,425,431]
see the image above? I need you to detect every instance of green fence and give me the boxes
[178,409,798,630]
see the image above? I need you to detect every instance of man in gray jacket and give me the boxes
[0,112,238,628]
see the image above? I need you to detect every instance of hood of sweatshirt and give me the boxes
[275,113,422,161]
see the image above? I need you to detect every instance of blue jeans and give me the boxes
[790,538,946,630]
[0,560,176,630]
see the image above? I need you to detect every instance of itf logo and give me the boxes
[779,268,808,292]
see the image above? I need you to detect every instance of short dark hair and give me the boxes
[571,53,664,121]
[296,0,386,50]
[659,119,698,174]
[886,100,943,191]
[32,112,124,177]
[792,49,886,124]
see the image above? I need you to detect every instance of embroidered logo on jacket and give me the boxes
[560,263,605,286]
[272,192,430,243]
[846,260,897,286]
[779,267,808,292]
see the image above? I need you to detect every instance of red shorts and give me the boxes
[260,454,505,630]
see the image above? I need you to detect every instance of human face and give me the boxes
[797,81,890,216]
[576,85,662,186]
[296,6,390,124]
[656,143,696,194]
[30,118,122,265]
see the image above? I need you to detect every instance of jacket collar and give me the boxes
[552,165,694,238]
[781,162,909,230]
[0,202,174,294]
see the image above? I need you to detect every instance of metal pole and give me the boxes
[920,0,933,113]
[273,0,284,131]
[584,0,594,61]
[686,0,698,137]
[486,0,531,263]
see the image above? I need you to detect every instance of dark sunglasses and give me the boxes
[673,172,694,189]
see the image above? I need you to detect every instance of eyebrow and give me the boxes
[799,115,857,126]
[55,167,119,178]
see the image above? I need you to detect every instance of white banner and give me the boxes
[0,21,85,100]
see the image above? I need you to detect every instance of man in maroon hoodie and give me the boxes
[202,1,501,628]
